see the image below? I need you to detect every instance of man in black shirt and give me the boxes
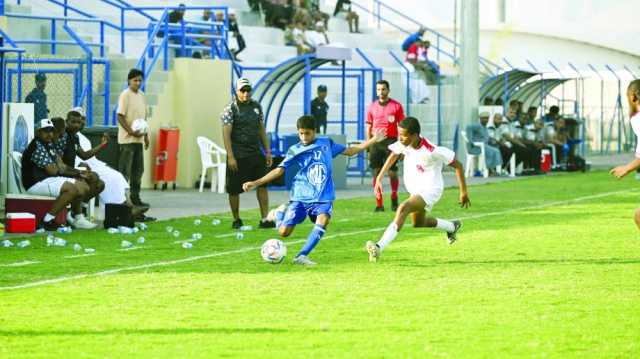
[25,72,49,124]
[21,119,99,230]
[310,85,329,134]
[220,78,275,229]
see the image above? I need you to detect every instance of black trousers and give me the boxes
[118,143,144,199]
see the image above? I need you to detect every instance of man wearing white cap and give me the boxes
[21,118,99,230]
[220,78,275,229]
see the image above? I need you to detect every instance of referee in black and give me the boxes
[221,78,275,229]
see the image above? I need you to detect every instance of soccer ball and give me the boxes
[261,239,287,264]
[131,118,149,134]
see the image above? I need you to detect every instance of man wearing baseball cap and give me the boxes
[25,72,49,124]
[21,118,99,230]
[220,78,275,229]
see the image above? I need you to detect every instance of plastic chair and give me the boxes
[460,130,488,178]
[197,136,227,193]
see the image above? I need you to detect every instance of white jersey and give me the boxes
[389,137,455,196]
[631,111,640,158]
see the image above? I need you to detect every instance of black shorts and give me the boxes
[226,153,268,195]
[369,138,398,171]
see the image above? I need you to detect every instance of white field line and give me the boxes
[117,246,144,252]
[64,253,96,259]
[0,260,41,267]
[173,239,199,244]
[0,189,633,291]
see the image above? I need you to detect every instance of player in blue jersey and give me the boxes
[243,115,384,266]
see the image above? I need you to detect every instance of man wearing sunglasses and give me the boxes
[220,78,275,229]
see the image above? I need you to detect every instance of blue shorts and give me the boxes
[281,201,333,228]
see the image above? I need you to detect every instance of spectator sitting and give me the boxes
[333,0,359,33]
[264,0,293,30]
[406,39,436,85]
[168,3,187,57]
[306,21,330,50]
[419,40,440,80]
[510,108,543,174]
[526,106,538,124]
[228,9,246,61]
[483,97,494,106]
[292,0,314,27]
[494,97,504,107]
[311,85,329,134]
[466,111,503,175]
[51,115,104,211]
[487,113,515,170]
[284,22,297,46]
[25,73,49,125]
[293,21,313,55]
[543,105,560,123]
[308,0,330,29]
[21,119,99,230]
[75,114,154,222]
[401,27,426,51]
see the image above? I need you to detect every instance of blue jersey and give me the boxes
[278,137,346,203]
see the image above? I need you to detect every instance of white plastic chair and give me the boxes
[461,130,488,178]
[197,136,227,193]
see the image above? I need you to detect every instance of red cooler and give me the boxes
[541,149,552,173]
[154,127,180,190]
[6,212,36,233]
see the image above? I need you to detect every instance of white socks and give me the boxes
[377,222,398,251]
[436,218,455,232]
[43,213,55,222]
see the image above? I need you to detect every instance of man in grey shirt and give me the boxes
[466,111,503,175]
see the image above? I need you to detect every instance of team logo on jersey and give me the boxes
[307,162,328,187]
[416,164,425,173]
[388,115,395,123]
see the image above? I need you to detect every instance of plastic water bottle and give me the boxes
[132,227,140,234]
[2,240,14,247]
[53,238,67,247]
[46,234,55,246]
[236,232,244,240]
[172,230,180,238]
[84,248,96,254]
[137,237,145,244]
[192,233,202,240]
[194,219,202,226]
[17,240,31,248]
[73,243,82,252]
[121,240,133,248]
[211,219,221,226]
[107,227,119,234]
[182,242,193,249]
[166,226,174,233]
[118,226,133,234]
[240,225,253,231]
[138,223,148,231]
[57,226,72,234]
[35,228,45,234]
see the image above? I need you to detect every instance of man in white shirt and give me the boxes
[365,117,471,262]
[611,79,640,229]
[306,21,330,50]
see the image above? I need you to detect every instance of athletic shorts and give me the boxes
[281,201,333,227]
[369,137,398,171]
[27,177,76,197]
[226,153,268,195]
[409,189,442,212]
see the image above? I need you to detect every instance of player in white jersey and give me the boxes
[611,79,640,229]
[366,117,470,262]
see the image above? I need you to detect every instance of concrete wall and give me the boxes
[142,58,231,189]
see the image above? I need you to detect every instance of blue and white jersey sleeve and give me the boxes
[279,147,299,170]
[330,139,346,158]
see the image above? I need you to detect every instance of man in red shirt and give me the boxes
[366,80,405,212]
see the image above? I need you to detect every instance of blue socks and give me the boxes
[275,208,285,229]
[297,224,326,257]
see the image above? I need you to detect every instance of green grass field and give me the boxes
[1,171,639,358]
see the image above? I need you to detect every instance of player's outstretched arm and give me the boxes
[375,152,400,195]
[611,158,640,179]
[242,167,285,192]
[342,131,386,156]
[449,159,470,208]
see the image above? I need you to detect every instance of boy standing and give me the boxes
[366,117,470,262]
[243,115,384,266]
[611,79,640,229]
